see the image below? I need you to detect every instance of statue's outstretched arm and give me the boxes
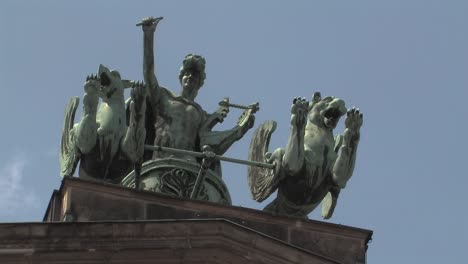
[199,107,255,155]
[332,107,363,188]
[137,17,163,91]
[282,97,308,175]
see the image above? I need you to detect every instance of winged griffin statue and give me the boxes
[60,64,146,183]
[248,92,363,219]
[56,16,364,219]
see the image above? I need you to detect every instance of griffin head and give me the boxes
[98,64,125,100]
[307,94,347,130]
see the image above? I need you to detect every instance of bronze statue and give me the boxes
[60,65,146,183]
[248,93,363,219]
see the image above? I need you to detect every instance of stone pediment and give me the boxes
[0,177,371,263]
[0,219,339,264]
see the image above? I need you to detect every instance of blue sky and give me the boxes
[1,1,467,263]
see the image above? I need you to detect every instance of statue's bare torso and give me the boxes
[149,87,205,160]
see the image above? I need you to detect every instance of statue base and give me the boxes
[0,178,372,263]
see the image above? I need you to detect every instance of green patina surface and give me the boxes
[59,16,363,216]
[248,93,363,219]
[60,16,256,204]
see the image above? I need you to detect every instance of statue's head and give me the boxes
[98,64,125,100]
[307,92,347,131]
[179,54,206,89]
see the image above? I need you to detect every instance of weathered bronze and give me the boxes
[59,16,364,216]
[136,17,255,163]
[60,16,257,204]
[60,65,146,183]
[248,92,363,219]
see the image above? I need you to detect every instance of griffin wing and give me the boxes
[60,97,81,177]
[247,120,281,202]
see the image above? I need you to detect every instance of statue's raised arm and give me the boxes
[137,16,163,91]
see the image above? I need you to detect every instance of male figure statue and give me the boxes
[138,17,254,165]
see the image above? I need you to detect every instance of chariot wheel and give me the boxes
[121,157,231,205]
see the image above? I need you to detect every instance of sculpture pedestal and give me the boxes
[1,178,372,264]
